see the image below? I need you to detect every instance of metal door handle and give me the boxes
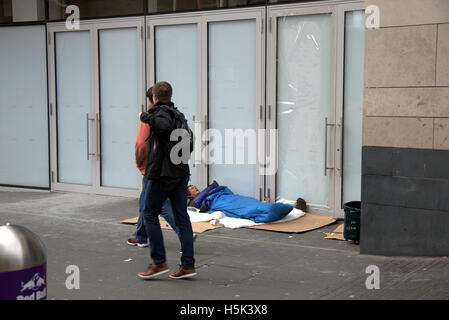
[86,113,95,160]
[96,113,100,160]
[324,117,335,176]
[203,114,209,147]
[337,116,342,177]
[192,115,196,167]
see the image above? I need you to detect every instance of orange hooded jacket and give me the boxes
[135,122,150,175]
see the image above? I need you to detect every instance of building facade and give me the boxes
[1,0,447,255]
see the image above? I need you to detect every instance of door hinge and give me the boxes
[51,171,54,184]
[261,18,264,34]
[48,32,51,45]
[269,17,272,33]
[268,105,272,120]
[147,26,151,40]
[140,26,143,40]
[259,188,263,201]
[49,103,52,116]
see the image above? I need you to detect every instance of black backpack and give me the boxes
[169,106,194,155]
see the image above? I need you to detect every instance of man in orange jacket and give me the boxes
[127,87,182,247]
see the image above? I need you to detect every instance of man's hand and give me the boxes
[138,112,142,120]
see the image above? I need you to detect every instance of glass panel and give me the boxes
[208,19,256,197]
[55,31,92,185]
[276,14,332,206]
[99,27,140,189]
[148,0,265,14]
[49,0,144,21]
[0,25,48,187]
[0,0,45,23]
[342,10,365,204]
[155,24,199,187]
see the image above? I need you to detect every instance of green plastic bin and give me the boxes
[343,201,361,243]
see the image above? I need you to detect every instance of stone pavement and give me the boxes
[0,189,448,300]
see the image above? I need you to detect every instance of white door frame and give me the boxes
[266,0,365,217]
[146,14,205,190]
[48,17,145,197]
[266,3,338,216]
[335,1,366,217]
[45,2,365,203]
[146,7,265,199]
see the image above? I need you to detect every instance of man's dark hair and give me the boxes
[153,81,172,102]
[146,86,154,104]
[295,198,307,212]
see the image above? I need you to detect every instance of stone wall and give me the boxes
[361,0,449,256]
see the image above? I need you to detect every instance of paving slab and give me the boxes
[0,190,448,300]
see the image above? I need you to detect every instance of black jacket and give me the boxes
[140,101,190,181]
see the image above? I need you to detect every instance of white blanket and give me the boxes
[187,206,305,229]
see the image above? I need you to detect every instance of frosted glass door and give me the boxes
[154,23,199,187]
[342,11,365,204]
[55,31,92,185]
[0,25,48,188]
[99,28,140,189]
[208,19,256,197]
[276,14,332,206]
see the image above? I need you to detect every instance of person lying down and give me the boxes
[186,181,305,224]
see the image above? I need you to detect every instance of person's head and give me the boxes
[146,86,154,107]
[295,197,307,212]
[153,81,172,103]
[188,185,200,198]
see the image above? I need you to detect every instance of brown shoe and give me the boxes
[138,262,169,279]
[169,266,197,279]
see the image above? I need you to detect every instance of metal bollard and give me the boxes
[0,223,47,300]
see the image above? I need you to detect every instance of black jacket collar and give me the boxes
[153,101,174,108]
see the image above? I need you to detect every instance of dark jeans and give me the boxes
[143,176,195,269]
[136,176,180,243]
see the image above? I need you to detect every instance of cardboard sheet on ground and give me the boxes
[120,216,222,233]
[121,210,334,233]
[246,213,336,233]
[121,217,139,225]
[324,223,346,241]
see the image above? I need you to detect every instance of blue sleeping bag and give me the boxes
[202,186,293,223]
[193,180,219,208]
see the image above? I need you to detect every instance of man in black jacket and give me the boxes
[137,81,196,280]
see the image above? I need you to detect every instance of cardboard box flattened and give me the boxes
[247,213,336,233]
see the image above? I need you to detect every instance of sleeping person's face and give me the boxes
[188,185,200,198]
